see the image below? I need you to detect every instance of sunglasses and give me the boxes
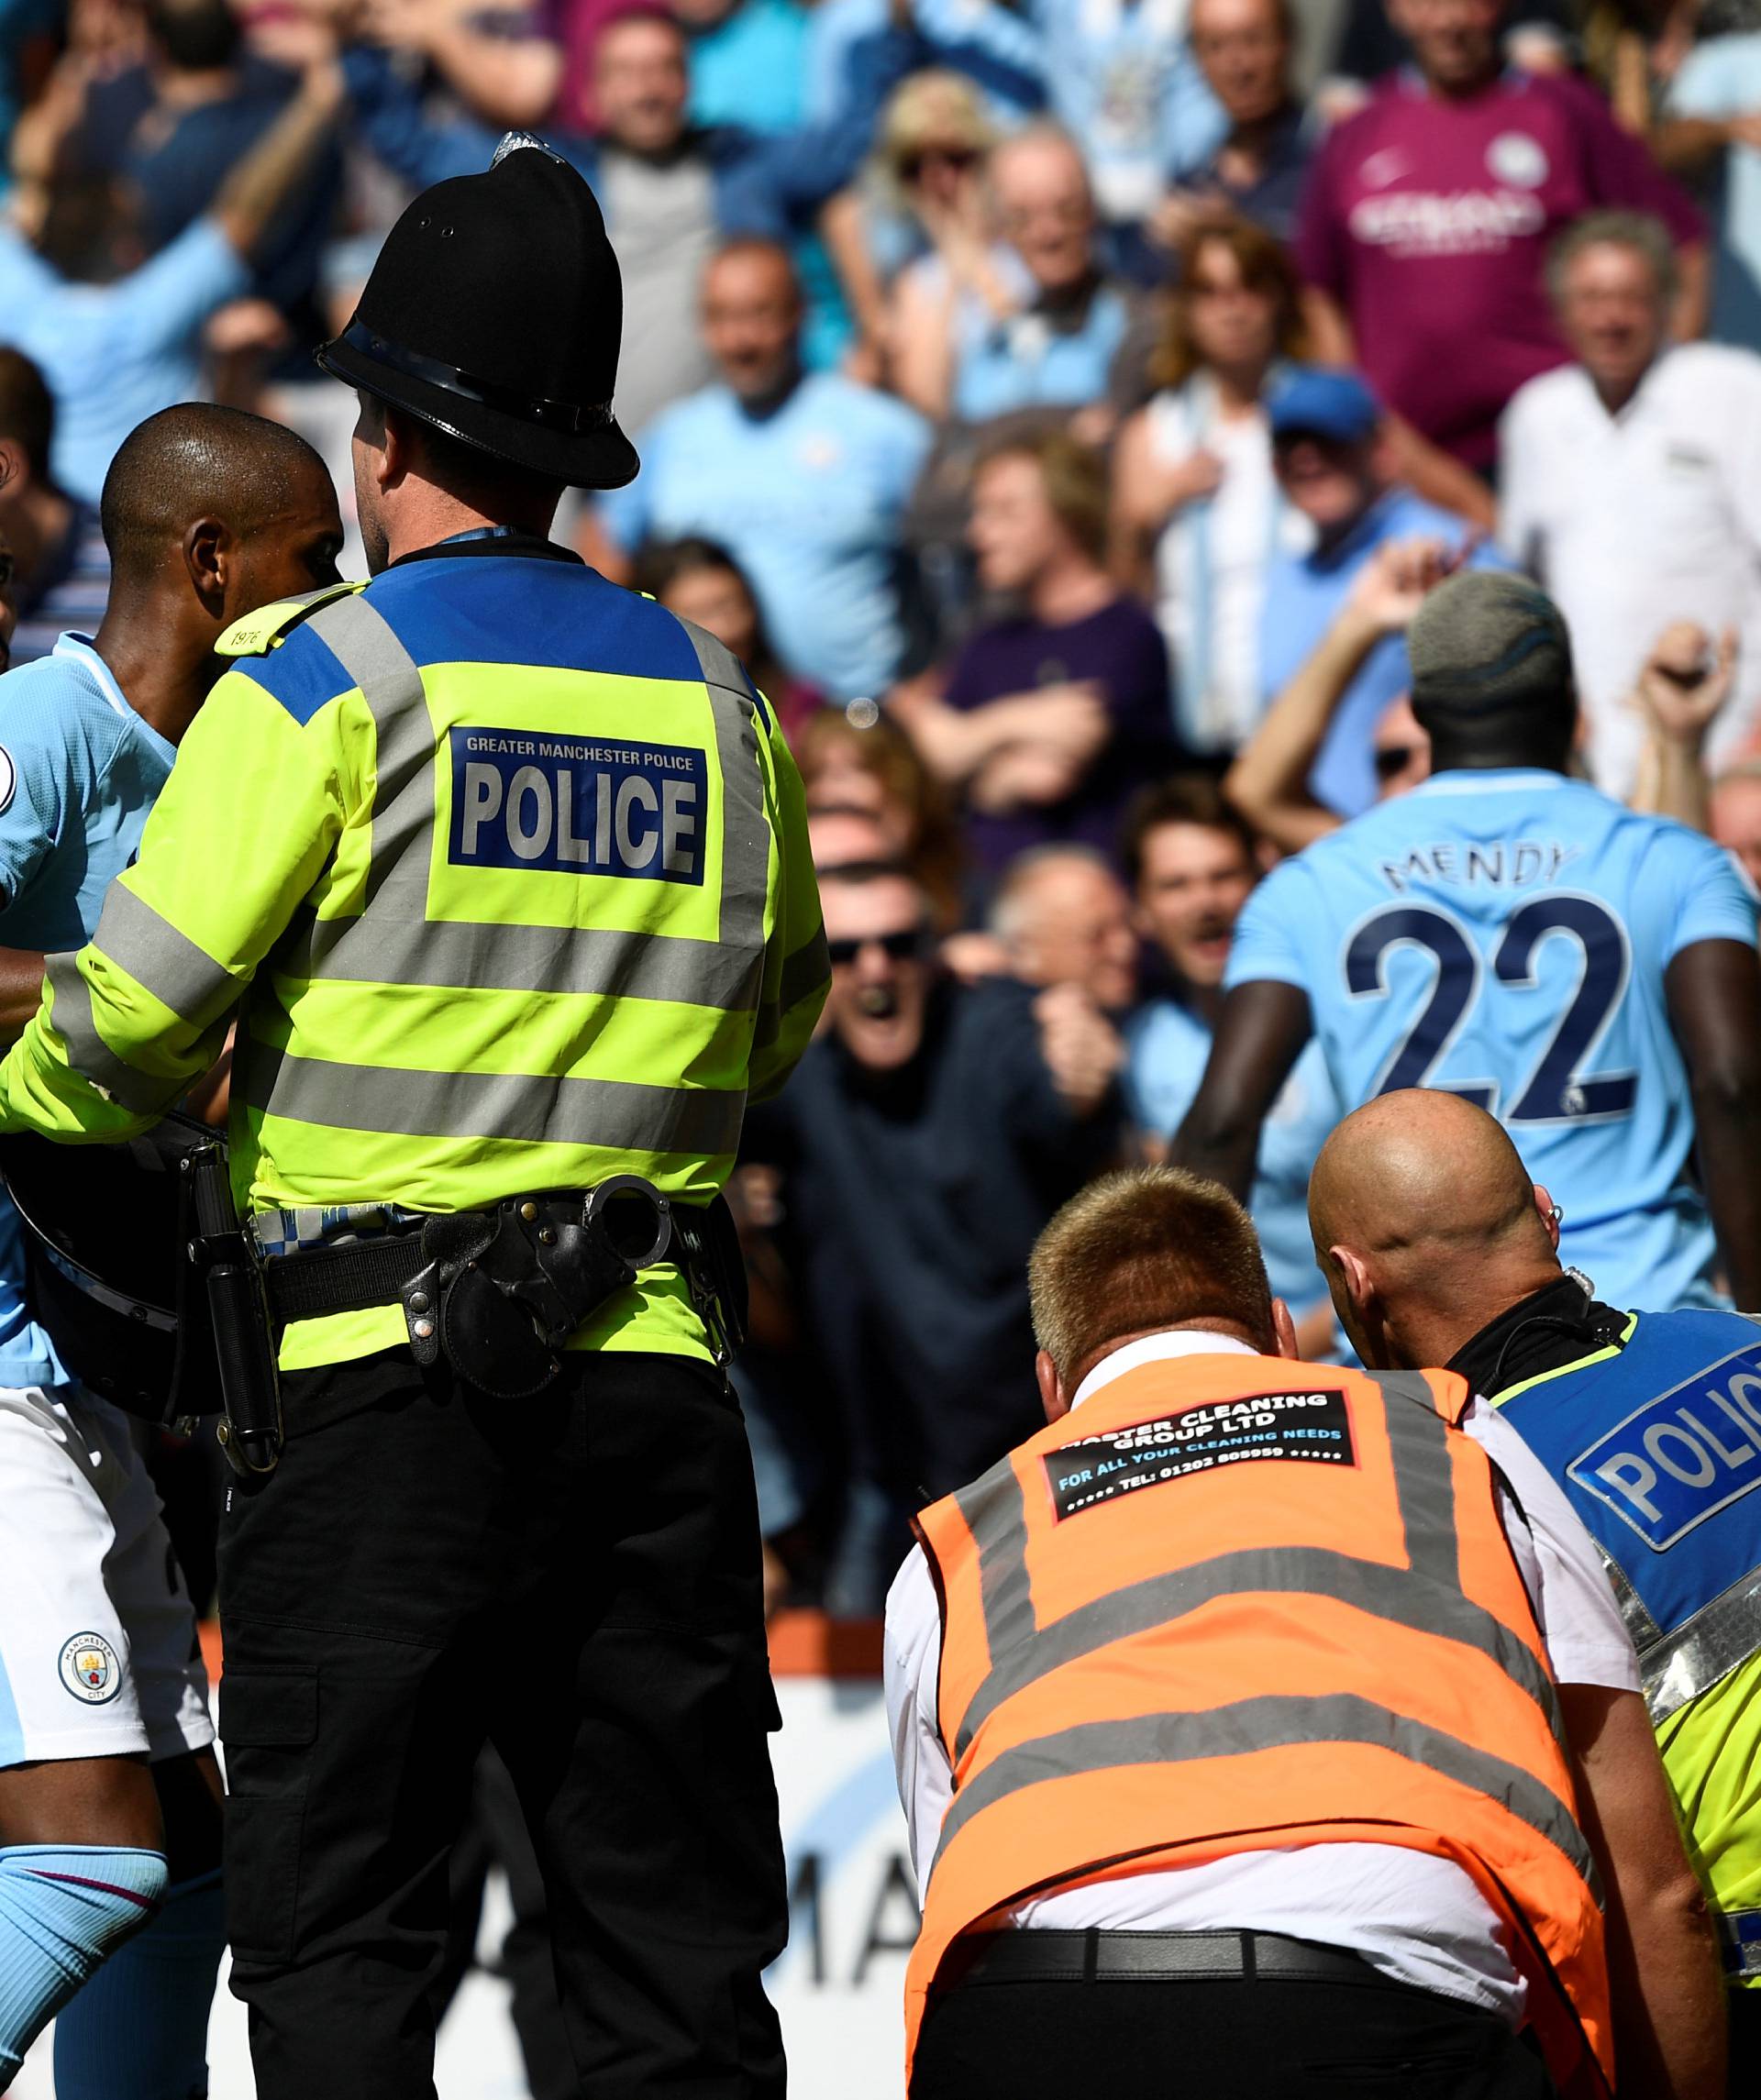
[827,928,928,967]
[1373,742,1425,781]
[1651,660,1711,691]
[900,145,980,181]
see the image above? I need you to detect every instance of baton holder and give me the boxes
[183,1144,284,1478]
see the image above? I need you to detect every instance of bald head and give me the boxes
[1309,1090,1563,1371]
[100,404,338,588]
[990,126,1095,293]
[991,846,1137,1011]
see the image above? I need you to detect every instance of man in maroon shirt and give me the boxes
[1295,0,1706,470]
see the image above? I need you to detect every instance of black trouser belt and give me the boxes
[949,1930,1383,1987]
[264,1232,431,1326]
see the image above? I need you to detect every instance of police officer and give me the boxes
[0,139,826,2099]
[888,1164,1723,2100]
[1311,1088,1761,2094]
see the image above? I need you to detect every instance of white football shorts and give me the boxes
[0,1383,212,1767]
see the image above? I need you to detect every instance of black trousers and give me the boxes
[216,1347,788,2100]
[1730,1983,1760,2096]
[912,1971,1556,2100]
[436,1747,575,2100]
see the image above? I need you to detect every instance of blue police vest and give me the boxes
[1494,1308,1761,1720]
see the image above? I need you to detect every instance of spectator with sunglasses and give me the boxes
[1501,211,1761,798]
[740,857,1123,1608]
[1226,533,1447,854]
[828,69,996,370]
[888,124,1146,427]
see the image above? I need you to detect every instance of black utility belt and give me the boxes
[260,1177,746,1402]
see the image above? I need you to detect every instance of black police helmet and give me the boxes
[317,135,639,491]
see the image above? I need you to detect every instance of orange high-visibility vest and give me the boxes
[905,1354,1612,2096]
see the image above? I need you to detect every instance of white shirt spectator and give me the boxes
[1145,380,1292,753]
[885,1328,1640,2028]
[1499,342,1761,798]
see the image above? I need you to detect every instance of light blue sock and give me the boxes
[54,1867,224,2100]
[0,1843,166,2089]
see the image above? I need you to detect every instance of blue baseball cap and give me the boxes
[1267,367,1380,445]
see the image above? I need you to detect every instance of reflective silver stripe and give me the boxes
[945,1369,1565,1760]
[949,1544,1565,1762]
[88,883,239,1029]
[43,952,189,1115]
[1643,1564,1761,1721]
[237,1038,747,1156]
[952,1461,1038,1682]
[1370,1370,1461,1586]
[279,910,763,1011]
[928,1696,1597,1893]
[679,616,768,961]
[780,927,830,1014]
[283,598,770,1015]
[1602,1553,1664,1669]
[305,591,433,918]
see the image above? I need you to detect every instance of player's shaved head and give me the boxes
[91,405,344,734]
[100,403,334,586]
[1309,1089,1564,1370]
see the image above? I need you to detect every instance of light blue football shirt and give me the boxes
[0,218,248,506]
[1257,491,1512,820]
[1125,993,1338,1317]
[1225,768,1759,1311]
[1669,36,1761,351]
[597,370,932,702]
[0,634,176,1387]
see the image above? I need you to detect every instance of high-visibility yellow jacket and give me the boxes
[0,549,828,1367]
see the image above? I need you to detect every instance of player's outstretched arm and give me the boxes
[1667,936,1761,1309]
[1170,979,1312,1199]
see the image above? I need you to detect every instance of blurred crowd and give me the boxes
[2,0,1761,1610]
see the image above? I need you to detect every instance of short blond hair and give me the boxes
[1029,1166,1274,1382]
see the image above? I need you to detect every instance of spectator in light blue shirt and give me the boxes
[684,0,813,135]
[804,0,1222,240]
[1257,368,1508,820]
[0,55,342,504]
[890,125,1146,426]
[597,238,933,702]
[1118,774,1340,1346]
[1667,34,1761,349]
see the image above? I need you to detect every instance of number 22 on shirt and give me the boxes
[1344,890,1634,1123]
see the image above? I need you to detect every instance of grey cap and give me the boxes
[1407,570,1573,714]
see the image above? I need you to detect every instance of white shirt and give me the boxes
[884,1331,1641,2026]
[1498,343,1761,800]
[1146,386,1288,754]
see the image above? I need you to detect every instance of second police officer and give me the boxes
[0,139,828,2098]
